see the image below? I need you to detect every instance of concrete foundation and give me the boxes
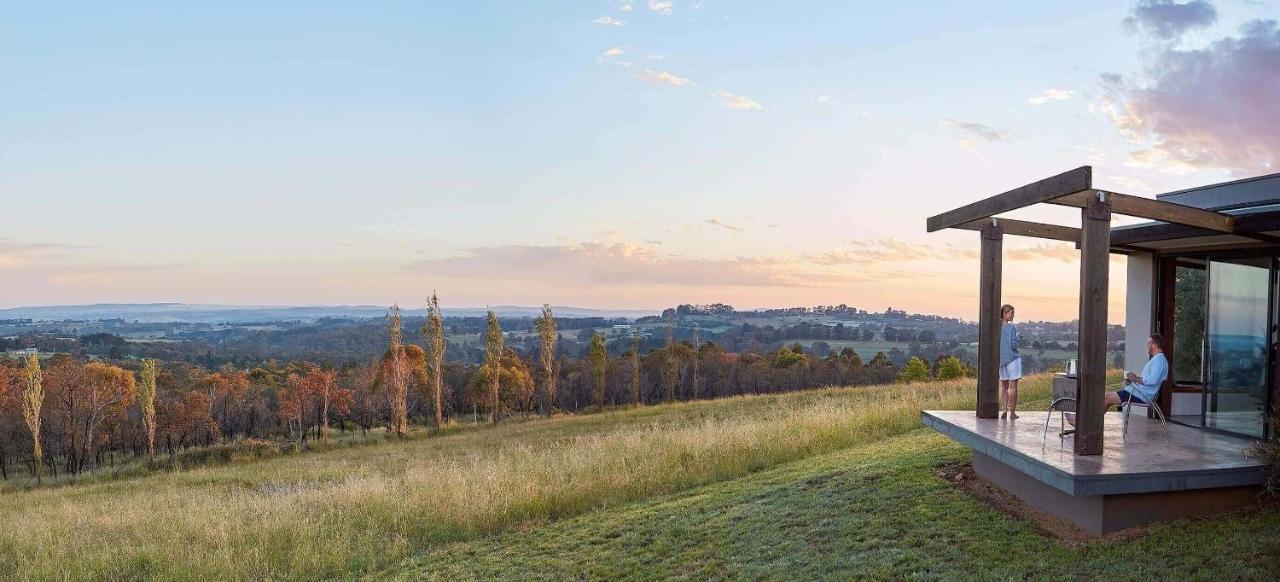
[973,451,1260,535]
[923,410,1267,535]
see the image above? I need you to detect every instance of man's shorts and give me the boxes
[1115,388,1147,405]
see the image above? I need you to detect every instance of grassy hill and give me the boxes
[1,373,1275,580]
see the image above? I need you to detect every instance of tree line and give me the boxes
[0,297,959,485]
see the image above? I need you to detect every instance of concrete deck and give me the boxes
[922,410,1266,496]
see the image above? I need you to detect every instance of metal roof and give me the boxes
[1156,172,1280,211]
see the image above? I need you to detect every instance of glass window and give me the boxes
[1205,257,1269,438]
[1172,263,1205,384]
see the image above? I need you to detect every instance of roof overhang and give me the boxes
[925,166,1280,249]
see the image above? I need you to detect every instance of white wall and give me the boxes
[1124,252,1155,374]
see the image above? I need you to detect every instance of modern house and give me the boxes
[920,167,1275,534]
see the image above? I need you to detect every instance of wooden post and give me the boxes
[1076,191,1111,455]
[977,223,1003,418]
[1156,257,1177,419]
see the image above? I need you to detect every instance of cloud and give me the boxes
[406,242,881,289]
[704,218,745,232]
[637,69,692,86]
[0,240,68,269]
[1124,0,1217,41]
[805,239,978,266]
[939,119,1006,142]
[1027,88,1074,105]
[1104,174,1151,191]
[645,54,665,60]
[45,264,176,287]
[1005,243,1079,263]
[714,90,763,110]
[602,46,624,57]
[620,3,633,11]
[648,1,675,15]
[0,238,175,284]
[594,16,625,26]
[1100,19,1280,175]
[805,238,1086,267]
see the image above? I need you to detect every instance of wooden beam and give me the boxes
[977,225,1003,419]
[1051,190,1235,233]
[927,166,1092,232]
[954,217,1080,243]
[1075,192,1111,456]
[1112,210,1280,246]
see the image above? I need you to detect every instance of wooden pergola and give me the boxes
[926,166,1246,455]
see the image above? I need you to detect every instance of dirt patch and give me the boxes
[936,461,1096,546]
[800,471,850,490]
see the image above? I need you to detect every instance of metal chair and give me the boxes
[1042,396,1077,439]
[1120,388,1167,437]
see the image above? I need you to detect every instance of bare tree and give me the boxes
[588,332,607,410]
[691,326,701,400]
[387,304,408,436]
[20,355,43,484]
[630,329,641,407]
[535,304,557,416]
[485,310,504,424]
[139,359,158,458]
[424,292,446,429]
[664,312,677,403]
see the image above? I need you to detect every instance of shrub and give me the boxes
[898,357,930,382]
[1250,417,1280,497]
[936,356,964,380]
[148,439,285,472]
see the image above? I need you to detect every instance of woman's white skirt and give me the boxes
[999,358,1022,381]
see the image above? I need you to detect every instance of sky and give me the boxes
[1,1,1277,322]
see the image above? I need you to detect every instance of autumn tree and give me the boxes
[588,332,607,410]
[139,359,158,458]
[306,365,340,439]
[484,310,504,423]
[280,372,308,442]
[201,367,250,440]
[535,304,557,417]
[0,364,17,480]
[157,390,219,452]
[423,292,446,429]
[465,348,534,415]
[20,355,44,484]
[79,362,137,471]
[373,343,427,432]
[387,304,408,436]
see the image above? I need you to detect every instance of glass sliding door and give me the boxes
[1204,257,1270,438]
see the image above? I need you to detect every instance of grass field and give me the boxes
[2,371,1274,580]
[385,431,1280,580]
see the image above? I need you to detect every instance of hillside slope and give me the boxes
[379,429,1279,580]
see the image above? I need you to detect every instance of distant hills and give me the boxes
[0,303,660,323]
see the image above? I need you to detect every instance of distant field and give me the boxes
[789,339,913,359]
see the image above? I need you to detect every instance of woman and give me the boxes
[999,304,1021,419]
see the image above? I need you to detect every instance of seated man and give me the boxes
[1068,334,1167,426]
[1111,333,1168,408]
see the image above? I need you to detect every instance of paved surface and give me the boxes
[922,410,1267,495]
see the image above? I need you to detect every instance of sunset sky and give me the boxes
[2,1,1276,322]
